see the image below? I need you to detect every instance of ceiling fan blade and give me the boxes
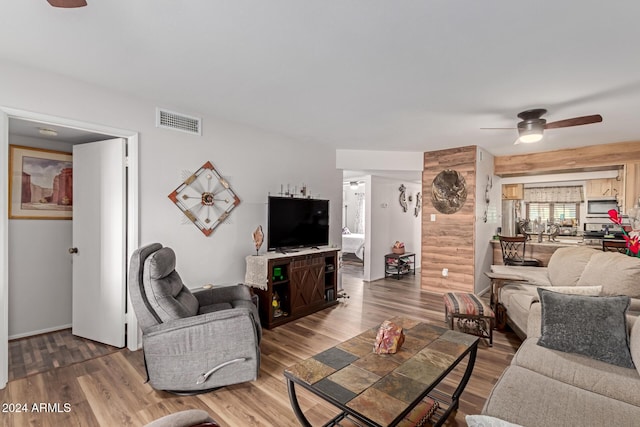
[544,114,602,129]
[47,0,87,7]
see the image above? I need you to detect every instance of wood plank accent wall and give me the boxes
[626,162,640,211]
[494,140,640,177]
[421,145,476,294]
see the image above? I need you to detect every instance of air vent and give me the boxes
[156,108,202,135]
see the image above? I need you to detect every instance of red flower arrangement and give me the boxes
[608,209,640,256]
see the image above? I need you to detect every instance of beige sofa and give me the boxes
[479,247,640,426]
[482,303,640,426]
[491,246,640,338]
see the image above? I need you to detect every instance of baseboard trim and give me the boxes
[9,324,72,340]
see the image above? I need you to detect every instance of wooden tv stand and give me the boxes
[246,248,339,329]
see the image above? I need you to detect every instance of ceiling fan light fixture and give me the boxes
[483,108,603,144]
[517,119,545,143]
[518,131,544,143]
[47,0,87,7]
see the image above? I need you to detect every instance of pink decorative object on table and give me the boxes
[373,320,405,354]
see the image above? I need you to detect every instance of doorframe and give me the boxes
[0,107,140,389]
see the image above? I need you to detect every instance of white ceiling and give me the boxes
[2,1,640,156]
[9,118,113,144]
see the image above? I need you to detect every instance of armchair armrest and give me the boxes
[527,302,542,338]
[193,283,251,307]
[192,284,261,343]
[144,306,255,337]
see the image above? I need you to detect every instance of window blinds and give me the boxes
[523,186,584,203]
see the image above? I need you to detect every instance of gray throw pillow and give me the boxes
[537,288,634,368]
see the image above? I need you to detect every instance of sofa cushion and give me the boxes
[465,415,522,427]
[546,246,596,286]
[537,289,634,368]
[482,365,640,427]
[506,293,536,333]
[513,337,640,406]
[576,251,640,298]
[499,284,540,336]
[499,283,540,302]
[632,317,640,378]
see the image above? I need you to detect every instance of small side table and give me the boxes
[384,252,416,279]
[484,271,527,310]
[484,271,527,331]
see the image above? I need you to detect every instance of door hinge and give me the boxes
[125,156,129,167]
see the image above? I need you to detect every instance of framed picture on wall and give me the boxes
[9,145,73,220]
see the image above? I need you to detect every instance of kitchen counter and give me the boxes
[490,237,600,266]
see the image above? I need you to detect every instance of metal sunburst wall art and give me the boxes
[168,161,240,236]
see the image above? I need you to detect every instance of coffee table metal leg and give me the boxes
[450,343,478,410]
[287,379,312,427]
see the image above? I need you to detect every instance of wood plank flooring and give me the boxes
[0,267,521,427]
[8,329,119,382]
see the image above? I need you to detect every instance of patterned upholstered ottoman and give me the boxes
[443,292,495,346]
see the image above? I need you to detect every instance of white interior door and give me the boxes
[71,138,126,347]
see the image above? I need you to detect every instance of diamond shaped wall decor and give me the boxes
[168,161,240,236]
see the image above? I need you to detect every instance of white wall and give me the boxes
[0,61,342,309]
[336,149,423,171]
[367,176,422,281]
[8,135,74,338]
[474,147,500,295]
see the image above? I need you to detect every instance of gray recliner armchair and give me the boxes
[129,243,262,393]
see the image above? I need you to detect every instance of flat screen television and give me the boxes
[267,196,329,251]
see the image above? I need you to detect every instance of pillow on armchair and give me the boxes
[537,288,634,368]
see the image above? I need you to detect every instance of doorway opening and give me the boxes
[0,107,140,389]
[342,178,366,280]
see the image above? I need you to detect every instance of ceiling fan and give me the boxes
[482,108,603,144]
[47,0,87,8]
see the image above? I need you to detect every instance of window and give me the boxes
[527,203,551,222]
[526,202,579,224]
[554,203,578,222]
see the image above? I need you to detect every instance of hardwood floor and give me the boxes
[0,269,521,427]
[8,329,119,382]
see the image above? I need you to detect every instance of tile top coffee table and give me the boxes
[284,317,479,427]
